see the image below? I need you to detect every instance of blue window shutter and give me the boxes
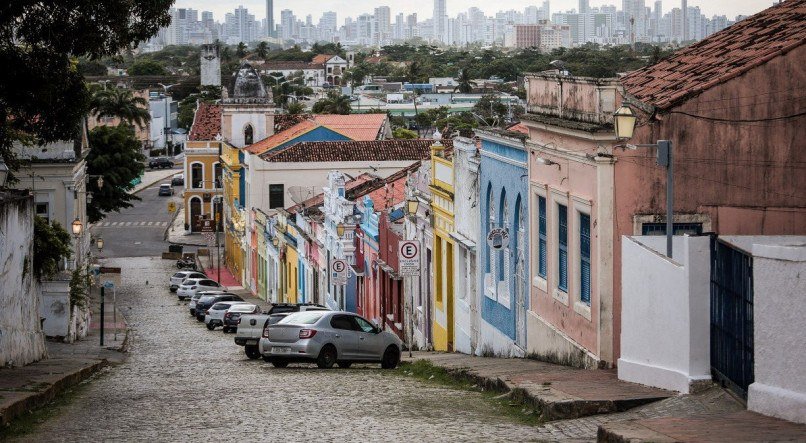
[580,213,591,304]
[558,204,568,292]
[538,196,547,278]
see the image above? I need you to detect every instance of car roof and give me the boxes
[159,183,171,186]
[228,303,257,311]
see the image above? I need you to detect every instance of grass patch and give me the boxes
[397,360,546,427]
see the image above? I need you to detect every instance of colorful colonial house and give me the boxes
[477,126,530,357]
[429,134,456,352]
[184,103,224,232]
[451,136,481,355]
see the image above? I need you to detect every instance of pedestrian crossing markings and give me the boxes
[94,221,169,228]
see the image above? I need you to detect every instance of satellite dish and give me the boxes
[288,186,315,204]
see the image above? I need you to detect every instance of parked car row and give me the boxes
[167,271,403,370]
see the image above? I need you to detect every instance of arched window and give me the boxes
[499,189,508,282]
[244,124,254,145]
[486,183,494,273]
[213,162,222,188]
[191,162,203,189]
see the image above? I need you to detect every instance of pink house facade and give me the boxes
[524,0,806,368]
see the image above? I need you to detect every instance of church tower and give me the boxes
[221,62,276,148]
[200,43,221,87]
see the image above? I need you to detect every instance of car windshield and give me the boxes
[279,311,326,325]
[173,272,186,278]
[197,296,215,303]
[182,279,200,285]
[211,303,231,310]
[268,314,288,325]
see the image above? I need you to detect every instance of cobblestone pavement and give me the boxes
[13,257,554,442]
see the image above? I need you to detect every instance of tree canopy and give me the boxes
[85,126,147,222]
[0,0,172,181]
[90,87,150,128]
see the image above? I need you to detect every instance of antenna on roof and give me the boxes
[287,186,315,204]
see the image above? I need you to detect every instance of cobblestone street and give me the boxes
[14,257,554,442]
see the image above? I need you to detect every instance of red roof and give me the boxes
[368,171,408,210]
[275,114,308,132]
[188,102,222,141]
[311,54,336,65]
[622,0,806,110]
[259,139,450,163]
[506,122,529,134]
[312,114,387,140]
[245,120,318,154]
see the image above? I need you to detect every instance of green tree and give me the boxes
[90,87,150,128]
[77,58,108,76]
[255,41,269,59]
[1,1,171,182]
[236,42,247,58]
[286,102,306,115]
[311,92,352,115]
[392,127,418,139]
[128,59,167,75]
[33,216,72,280]
[455,68,473,93]
[85,126,147,222]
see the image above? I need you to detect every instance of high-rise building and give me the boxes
[280,9,295,40]
[266,0,275,37]
[374,6,391,44]
[579,0,590,14]
[433,0,447,42]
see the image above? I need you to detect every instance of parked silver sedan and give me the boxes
[258,311,403,369]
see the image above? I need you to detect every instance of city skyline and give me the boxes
[175,0,773,24]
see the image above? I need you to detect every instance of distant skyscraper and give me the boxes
[433,0,447,42]
[681,0,688,40]
[579,0,590,14]
[266,0,274,37]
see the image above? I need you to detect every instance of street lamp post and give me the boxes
[614,105,674,258]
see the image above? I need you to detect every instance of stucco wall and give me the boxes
[478,137,529,352]
[0,194,47,367]
[748,241,806,424]
[453,138,480,355]
[618,235,711,393]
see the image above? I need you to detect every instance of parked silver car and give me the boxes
[258,311,402,369]
[169,271,207,293]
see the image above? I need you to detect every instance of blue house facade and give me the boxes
[477,129,530,357]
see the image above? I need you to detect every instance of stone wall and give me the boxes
[0,192,47,367]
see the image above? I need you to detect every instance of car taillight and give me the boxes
[262,327,270,338]
[205,309,210,314]
[224,312,231,318]
[191,286,197,290]
[237,318,242,324]
[299,329,317,339]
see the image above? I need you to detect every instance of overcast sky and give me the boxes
[175,0,774,23]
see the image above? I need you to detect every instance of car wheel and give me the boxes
[271,361,289,368]
[206,322,215,330]
[337,361,352,369]
[222,327,229,333]
[245,346,261,360]
[381,346,400,369]
[317,345,337,369]
[170,288,177,293]
[196,316,204,322]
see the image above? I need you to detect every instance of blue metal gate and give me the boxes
[710,238,754,398]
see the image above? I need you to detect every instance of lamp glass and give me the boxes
[71,218,83,236]
[97,176,104,188]
[614,105,637,140]
[406,198,419,215]
[96,238,104,250]
[336,223,345,238]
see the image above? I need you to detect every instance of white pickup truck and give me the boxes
[234,303,328,359]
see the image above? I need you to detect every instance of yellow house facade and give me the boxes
[183,140,223,231]
[221,142,246,283]
[429,139,456,352]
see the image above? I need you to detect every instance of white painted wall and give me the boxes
[452,137,480,355]
[0,194,47,367]
[748,240,806,424]
[618,235,711,393]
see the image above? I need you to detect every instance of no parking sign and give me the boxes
[331,259,348,286]
[398,240,420,276]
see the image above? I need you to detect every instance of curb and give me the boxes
[0,359,107,427]
[130,170,180,196]
[163,207,182,241]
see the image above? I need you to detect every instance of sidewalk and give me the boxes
[0,288,128,426]
[129,168,179,195]
[404,352,806,441]
[403,352,671,421]
[166,207,208,246]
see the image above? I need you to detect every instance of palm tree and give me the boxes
[220,45,232,62]
[236,42,247,58]
[90,87,150,128]
[455,68,473,93]
[311,93,352,115]
[256,41,269,59]
[286,102,306,115]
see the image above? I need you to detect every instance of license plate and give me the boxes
[272,347,291,354]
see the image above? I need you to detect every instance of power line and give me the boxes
[683,87,806,105]
[690,95,806,113]
[668,109,806,123]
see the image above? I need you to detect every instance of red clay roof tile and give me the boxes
[188,102,222,141]
[622,0,806,110]
[259,139,450,163]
